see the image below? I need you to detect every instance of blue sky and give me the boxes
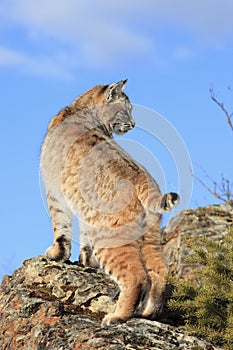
[0,0,233,281]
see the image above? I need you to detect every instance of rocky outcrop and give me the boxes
[0,256,221,350]
[162,201,233,278]
[1,202,232,350]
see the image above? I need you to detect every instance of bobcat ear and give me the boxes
[119,79,128,90]
[107,79,128,100]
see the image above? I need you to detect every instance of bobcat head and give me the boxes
[72,79,135,136]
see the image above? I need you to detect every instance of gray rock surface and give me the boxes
[0,256,221,349]
[1,202,231,349]
[162,201,233,278]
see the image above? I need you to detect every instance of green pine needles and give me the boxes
[169,228,233,349]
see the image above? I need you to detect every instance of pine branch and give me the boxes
[169,229,233,347]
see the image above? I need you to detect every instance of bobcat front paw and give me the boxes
[45,246,59,260]
[101,313,128,327]
[79,246,99,267]
[45,235,71,261]
[160,192,180,212]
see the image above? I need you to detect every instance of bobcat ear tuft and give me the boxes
[121,79,128,90]
[107,79,128,100]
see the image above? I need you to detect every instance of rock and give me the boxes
[162,201,233,278]
[0,258,221,350]
[0,203,230,349]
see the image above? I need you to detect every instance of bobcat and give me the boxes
[40,80,179,326]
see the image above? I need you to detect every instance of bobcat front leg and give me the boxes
[136,174,180,214]
[79,245,99,268]
[160,192,180,212]
[79,225,99,267]
[45,192,72,261]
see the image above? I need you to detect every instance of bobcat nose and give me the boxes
[130,119,135,128]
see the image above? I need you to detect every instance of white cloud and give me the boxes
[2,1,233,44]
[0,0,232,78]
[0,46,25,65]
[152,0,233,45]
[0,46,73,80]
[0,0,155,75]
[172,47,195,60]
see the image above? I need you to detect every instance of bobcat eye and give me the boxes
[107,92,113,101]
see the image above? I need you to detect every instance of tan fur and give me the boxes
[40,80,179,326]
[71,84,109,109]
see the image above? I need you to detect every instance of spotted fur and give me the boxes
[40,80,179,326]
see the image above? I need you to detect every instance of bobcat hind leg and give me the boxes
[95,244,148,326]
[141,231,168,318]
[141,265,167,318]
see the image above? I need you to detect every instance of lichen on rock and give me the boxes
[1,202,230,349]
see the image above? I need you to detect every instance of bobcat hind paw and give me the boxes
[45,235,71,261]
[101,313,128,327]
